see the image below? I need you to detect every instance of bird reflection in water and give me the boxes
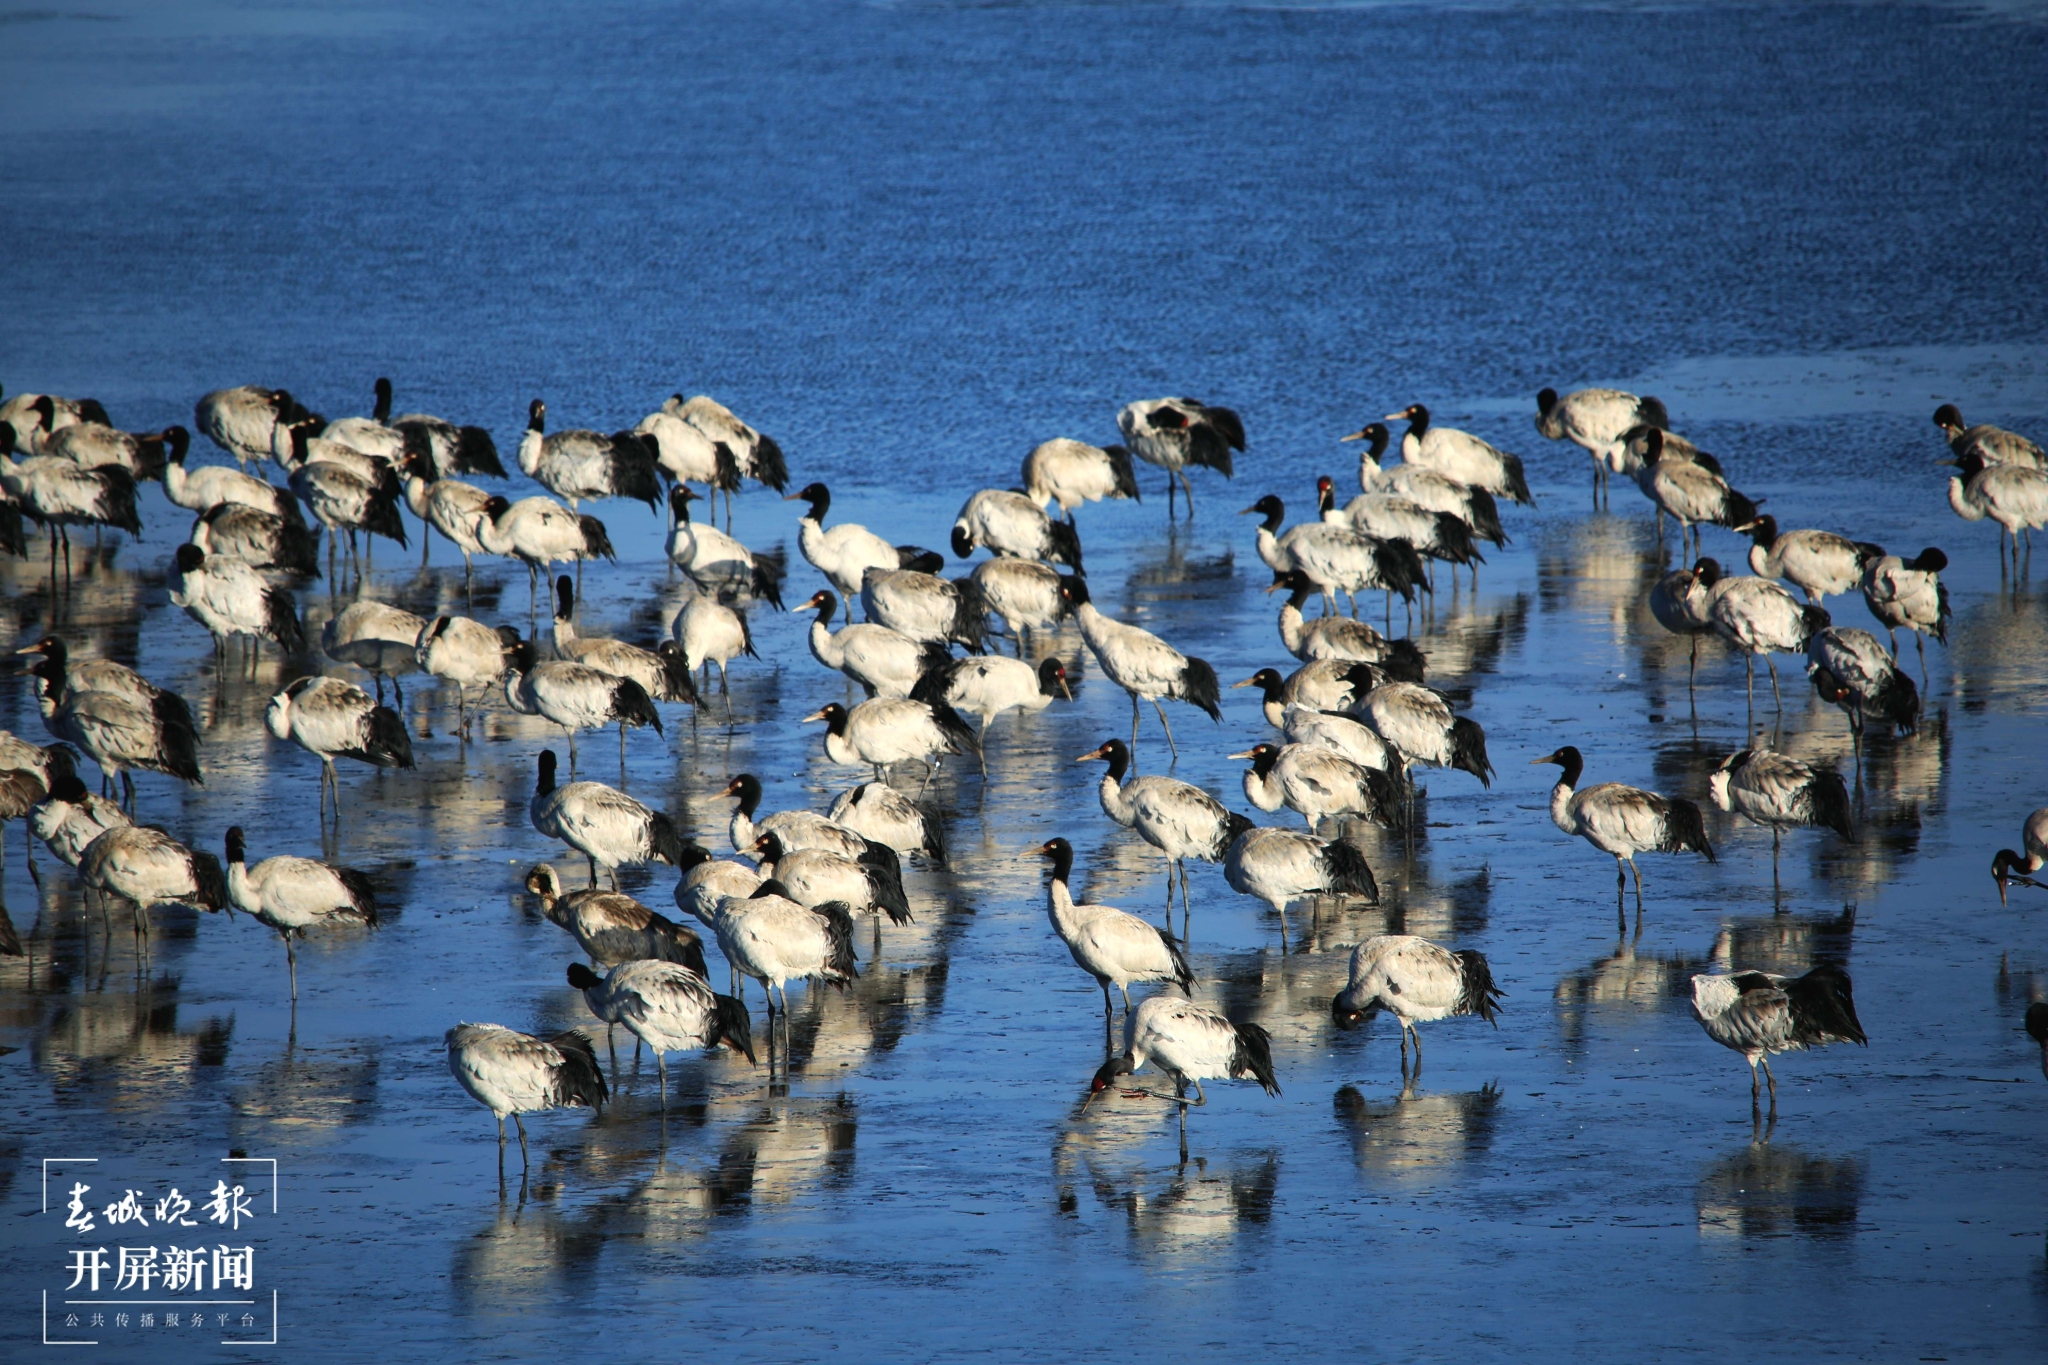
[1696,1114,1863,1242]
[1054,1101,1277,1260]
[226,1042,379,1147]
[1995,954,2048,1080]
[27,967,233,1105]
[1332,1079,1502,1175]
[1710,904,1857,980]
[1553,935,1712,1056]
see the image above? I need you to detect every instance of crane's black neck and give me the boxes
[1246,745,1280,779]
[810,592,839,628]
[730,774,761,818]
[1256,502,1284,534]
[1045,840,1074,884]
[1100,741,1129,782]
[1550,747,1584,787]
[372,377,392,424]
[1405,406,1431,437]
[1036,659,1064,698]
[535,751,558,798]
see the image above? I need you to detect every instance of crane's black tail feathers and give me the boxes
[654,644,700,704]
[1454,949,1505,1024]
[361,705,416,769]
[96,466,143,536]
[187,849,228,912]
[150,688,197,739]
[1382,638,1428,685]
[1659,797,1716,861]
[749,544,788,611]
[1045,517,1084,573]
[1807,770,1857,842]
[1465,486,1508,548]
[452,425,504,477]
[332,866,380,925]
[548,1030,609,1112]
[577,514,617,562]
[1786,964,1867,1046]
[1449,716,1493,788]
[1431,513,1484,567]
[274,516,321,576]
[1502,452,1534,506]
[1639,395,1672,432]
[0,503,25,559]
[711,442,743,494]
[1373,539,1423,602]
[610,677,663,735]
[910,656,968,709]
[1186,423,1236,478]
[865,856,915,925]
[0,904,19,957]
[144,717,202,786]
[1359,766,1407,831]
[262,585,306,653]
[1215,809,1257,861]
[646,810,691,868]
[1158,925,1194,993]
[654,919,708,980]
[606,432,664,511]
[713,993,756,1063]
[1176,656,1223,722]
[1873,667,1921,736]
[894,544,941,572]
[1321,837,1381,903]
[363,484,409,547]
[1931,579,1952,645]
[1206,404,1248,453]
[916,801,948,867]
[1718,486,1761,531]
[1105,444,1140,501]
[930,700,982,758]
[1229,1019,1281,1096]
[855,836,905,886]
[812,901,860,985]
[947,576,988,653]
[749,433,788,492]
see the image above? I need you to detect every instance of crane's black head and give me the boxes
[173,543,206,575]
[675,842,713,872]
[1315,474,1337,514]
[14,634,62,662]
[1037,657,1072,700]
[1058,575,1091,608]
[1340,421,1391,457]
[1932,403,1964,432]
[496,624,523,648]
[751,878,793,900]
[1240,494,1285,532]
[1536,388,1559,416]
[801,703,848,735]
[373,375,393,410]
[481,493,512,518]
[1228,742,1281,777]
[1145,405,1189,432]
[724,773,762,815]
[1073,737,1130,780]
[0,421,18,457]
[1691,557,1723,587]
[566,962,603,991]
[1811,664,1852,708]
[1232,667,1287,703]
[1035,837,1075,883]
[1085,1053,1135,1104]
[786,482,831,517]
[1907,547,1948,573]
[224,826,246,865]
[798,588,838,621]
[751,829,787,864]
[1384,403,1429,432]
[536,748,559,794]
[1737,513,1778,546]
[162,425,191,464]
[1531,746,1585,786]
[899,548,945,575]
[526,398,546,431]
[523,863,563,900]
[950,525,975,559]
[47,772,89,804]
[1330,987,1376,1030]
[671,485,697,517]
[554,575,575,622]
[507,638,539,672]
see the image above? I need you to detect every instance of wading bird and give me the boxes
[670,590,755,724]
[666,487,786,605]
[1990,808,2048,905]
[952,488,1084,570]
[323,599,429,706]
[1352,681,1494,799]
[415,615,518,740]
[516,399,661,514]
[1232,661,1393,728]
[1706,576,1829,717]
[1077,737,1251,936]
[1085,994,1278,1162]
[78,824,227,955]
[1346,422,1507,548]
[503,640,662,772]
[566,961,754,1107]
[1943,446,2048,575]
[1933,403,2045,469]
[1857,546,1948,688]
[265,676,414,826]
[860,563,985,652]
[530,750,689,889]
[1647,557,1722,704]
[550,578,698,709]
[796,589,948,699]
[1634,429,1759,562]
[399,450,491,589]
[1243,494,1420,621]
[1021,438,1139,519]
[223,826,378,1003]
[0,428,142,571]
[1708,748,1855,887]
[446,1023,606,1178]
[663,392,788,519]
[802,698,979,789]
[191,503,318,576]
[32,771,129,874]
[1117,397,1244,518]
[1689,965,1866,1110]
[969,560,1075,653]
[673,844,763,930]
[1533,746,1714,926]
[23,651,201,810]
[911,656,1072,764]
[1382,404,1532,505]
[707,881,858,1027]
[1231,742,1404,834]
[1266,570,1429,676]
[194,385,307,466]
[169,543,306,672]
[723,773,899,868]
[826,782,947,866]
[1739,516,1879,605]
[1065,576,1220,762]
[1807,627,1920,762]
[1331,934,1503,1073]
[526,862,707,973]
[161,427,304,524]
[788,482,936,620]
[1533,386,1670,507]
[752,830,913,926]
[472,494,617,630]
[1037,837,1192,1027]
[1222,825,1379,942]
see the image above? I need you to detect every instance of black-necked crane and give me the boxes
[169,543,307,674]
[1352,681,1494,821]
[674,843,764,932]
[952,488,1084,570]
[32,769,128,886]
[1234,661,1394,732]
[1618,423,1724,485]
[707,880,858,1028]
[911,655,1071,765]
[1084,994,1278,1163]
[1076,737,1251,936]
[265,676,414,826]
[1242,493,1421,621]
[1807,627,1920,765]
[0,390,111,453]
[162,429,305,524]
[1708,747,1855,887]
[549,577,699,711]
[1382,403,1533,505]
[1739,516,1879,605]
[323,599,428,706]
[1116,397,1244,518]
[796,588,947,699]
[1346,421,1509,549]
[194,385,306,466]
[665,392,788,521]
[1991,809,2048,904]
[526,862,708,973]
[516,399,661,515]
[1269,570,1425,673]
[666,487,786,606]
[223,826,378,1003]
[566,961,755,1106]
[78,824,227,956]
[1933,403,2045,469]
[636,404,741,519]
[1231,742,1404,834]
[1331,934,1503,1074]
[1276,704,1404,773]
[504,640,662,772]
[827,782,947,867]
[18,637,195,735]
[399,448,492,589]
[1223,826,1379,941]
[1064,576,1220,763]
[319,380,406,462]
[446,1023,606,1178]
[0,428,141,572]
[1690,965,1865,1111]
[788,482,935,621]
[1634,429,1759,562]
[1943,446,2048,575]
[722,773,899,869]
[1533,387,1670,508]
[1533,745,1714,927]
[752,829,913,926]
[21,643,200,809]
[1857,546,1948,688]
[1022,438,1139,520]
[39,409,171,482]
[1324,476,1484,593]
[860,563,985,652]
[0,733,71,886]
[969,559,1073,654]
[801,698,979,790]
[192,503,319,576]
[530,749,689,889]
[1706,576,1829,717]
[281,423,408,578]
[670,590,755,724]
[472,493,617,630]
[1037,837,1191,1028]
[1647,556,1723,705]
[381,379,504,479]
[415,615,517,740]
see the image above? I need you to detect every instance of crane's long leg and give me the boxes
[1101,980,1113,1030]
[1128,691,1141,764]
[1766,655,1783,713]
[1915,632,1928,692]
[1744,654,1755,722]
[514,1114,530,1173]
[284,933,298,1003]
[1615,857,1627,932]
[657,1052,668,1114]
[1179,470,1195,518]
[1761,1054,1777,1109]
[1166,470,1177,520]
[464,552,475,614]
[1151,699,1179,762]
[1688,633,1698,712]
[496,1114,507,1173]
[1628,855,1645,916]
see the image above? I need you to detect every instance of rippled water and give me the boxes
[4,0,2048,1360]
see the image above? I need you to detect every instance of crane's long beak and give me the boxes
[1935,456,1959,466]
[1382,411,1407,421]
[1997,872,2010,906]
[782,491,809,501]
[1072,744,1108,762]
[1225,748,1257,760]
[797,708,828,723]
[1229,677,1259,689]
[13,642,46,655]
[1057,677,1073,702]
[1732,519,1761,533]
[1339,429,1368,442]
[1236,505,1260,516]
[1529,752,1561,766]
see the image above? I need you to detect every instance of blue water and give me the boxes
[4,1,2048,1360]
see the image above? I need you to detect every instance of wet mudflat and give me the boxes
[4,0,2048,1360]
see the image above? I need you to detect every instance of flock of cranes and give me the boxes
[0,371,2041,1175]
